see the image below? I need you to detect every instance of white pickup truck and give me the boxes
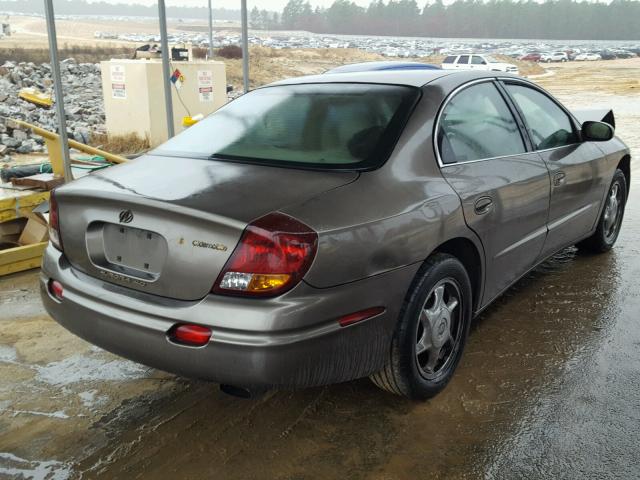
[441,54,519,75]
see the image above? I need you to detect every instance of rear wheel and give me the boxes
[371,253,472,400]
[577,168,627,253]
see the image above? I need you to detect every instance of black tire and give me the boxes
[370,253,473,400]
[577,168,627,253]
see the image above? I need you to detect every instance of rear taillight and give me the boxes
[213,212,318,297]
[49,189,63,251]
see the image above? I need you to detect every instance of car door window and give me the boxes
[471,55,486,65]
[458,55,470,64]
[505,84,579,150]
[438,82,526,164]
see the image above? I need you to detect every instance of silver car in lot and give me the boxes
[41,70,630,399]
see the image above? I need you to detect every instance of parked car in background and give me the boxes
[441,54,519,74]
[611,49,635,59]
[540,51,569,62]
[519,52,541,62]
[599,50,618,60]
[576,52,602,61]
[42,70,630,400]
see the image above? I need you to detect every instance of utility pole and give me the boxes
[208,0,214,59]
[43,0,73,182]
[158,0,175,138]
[241,0,249,93]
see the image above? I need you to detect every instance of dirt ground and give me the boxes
[1,42,640,479]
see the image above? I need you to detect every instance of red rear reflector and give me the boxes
[338,307,385,327]
[48,279,63,300]
[169,324,212,347]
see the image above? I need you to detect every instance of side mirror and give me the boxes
[582,121,614,141]
[226,85,234,93]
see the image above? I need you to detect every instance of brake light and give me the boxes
[49,189,63,251]
[213,212,318,297]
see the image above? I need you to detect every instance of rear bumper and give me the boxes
[40,245,419,388]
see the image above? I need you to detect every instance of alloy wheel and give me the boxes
[603,181,623,242]
[415,278,463,381]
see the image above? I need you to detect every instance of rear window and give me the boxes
[154,83,420,170]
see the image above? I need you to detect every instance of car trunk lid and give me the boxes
[56,154,358,300]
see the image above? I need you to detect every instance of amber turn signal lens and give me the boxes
[247,274,291,292]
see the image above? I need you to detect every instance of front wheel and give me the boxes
[577,168,627,253]
[370,253,472,400]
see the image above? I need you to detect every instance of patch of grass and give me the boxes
[90,132,150,156]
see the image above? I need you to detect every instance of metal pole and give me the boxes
[208,0,214,59]
[158,0,175,138]
[43,0,73,182]
[240,0,249,93]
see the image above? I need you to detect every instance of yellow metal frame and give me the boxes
[10,119,128,177]
[1,120,129,276]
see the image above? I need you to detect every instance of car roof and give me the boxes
[324,61,441,74]
[266,70,513,89]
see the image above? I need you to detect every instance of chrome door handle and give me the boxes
[553,171,566,186]
[474,197,493,215]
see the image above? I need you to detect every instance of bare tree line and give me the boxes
[251,0,640,40]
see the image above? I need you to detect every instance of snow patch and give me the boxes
[11,410,70,419]
[0,452,72,480]
[36,354,150,386]
[0,345,18,364]
[78,389,107,408]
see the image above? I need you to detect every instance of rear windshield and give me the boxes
[153,83,420,170]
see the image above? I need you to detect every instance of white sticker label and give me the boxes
[110,65,126,99]
[197,70,213,102]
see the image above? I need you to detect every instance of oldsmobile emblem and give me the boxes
[119,210,134,224]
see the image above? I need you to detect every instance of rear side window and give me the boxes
[438,82,526,164]
[154,83,420,170]
[443,56,457,64]
[458,55,470,64]
[505,84,578,150]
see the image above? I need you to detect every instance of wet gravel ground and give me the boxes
[0,61,639,479]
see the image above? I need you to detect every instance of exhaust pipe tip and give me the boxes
[220,384,261,399]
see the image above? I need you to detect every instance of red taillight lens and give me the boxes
[49,189,63,251]
[168,324,212,347]
[213,212,318,297]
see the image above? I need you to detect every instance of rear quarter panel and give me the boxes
[283,80,484,290]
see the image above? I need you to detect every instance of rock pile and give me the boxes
[0,58,105,161]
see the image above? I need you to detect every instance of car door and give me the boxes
[470,55,488,71]
[502,81,607,257]
[456,55,470,70]
[437,80,551,305]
